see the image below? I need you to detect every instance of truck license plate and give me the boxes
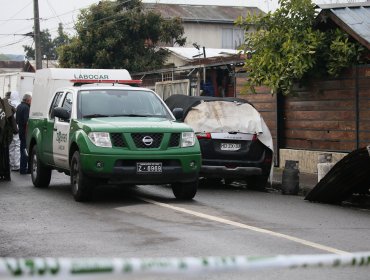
[221,143,241,151]
[137,162,162,173]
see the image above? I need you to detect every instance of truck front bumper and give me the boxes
[80,153,201,184]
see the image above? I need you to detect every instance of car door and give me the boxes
[42,91,64,165]
[52,91,72,169]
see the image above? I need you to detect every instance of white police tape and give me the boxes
[0,252,369,278]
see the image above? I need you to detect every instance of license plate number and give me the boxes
[221,143,241,151]
[137,162,162,173]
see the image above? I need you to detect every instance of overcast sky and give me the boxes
[0,0,363,55]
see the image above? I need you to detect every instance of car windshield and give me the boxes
[77,89,172,119]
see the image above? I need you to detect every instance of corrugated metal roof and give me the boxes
[143,3,263,23]
[317,3,370,49]
[165,47,239,61]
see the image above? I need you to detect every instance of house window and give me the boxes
[222,28,244,49]
[162,73,172,81]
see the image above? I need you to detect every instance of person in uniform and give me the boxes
[0,95,18,180]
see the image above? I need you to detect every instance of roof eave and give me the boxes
[182,19,236,24]
[316,2,370,9]
[319,10,370,50]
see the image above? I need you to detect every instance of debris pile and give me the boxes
[305,147,370,204]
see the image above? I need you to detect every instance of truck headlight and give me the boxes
[88,132,112,148]
[181,132,195,147]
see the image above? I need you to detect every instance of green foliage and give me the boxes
[23,25,70,60]
[58,0,185,71]
[237,0,367,95]
[23,29,55,59]
[0,54,24,61]
[53,23,70,50]
[325,29,363,76]
[0,54,10,60]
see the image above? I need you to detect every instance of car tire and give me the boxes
[31,145,51,188]
[246,175,269,191]
[172,180,198,200]
[71,151,93,202]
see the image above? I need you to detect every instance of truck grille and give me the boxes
[110,133,125,147]
[169,133,180,147]
[131,133,163,148]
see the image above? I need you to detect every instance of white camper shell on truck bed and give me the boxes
[31,68,139,119]
[0,72,35,101]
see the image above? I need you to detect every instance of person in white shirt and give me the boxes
[6,91,21,171]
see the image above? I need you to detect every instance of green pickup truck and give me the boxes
[27,74,201,202]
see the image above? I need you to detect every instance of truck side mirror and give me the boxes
[53,107,70,121]
[172,108,184,121]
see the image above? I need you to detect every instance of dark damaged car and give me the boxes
[165,95,274,190]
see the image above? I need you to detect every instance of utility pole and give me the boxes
[33,0,42,69]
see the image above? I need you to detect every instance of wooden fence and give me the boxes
[236,65,370,165]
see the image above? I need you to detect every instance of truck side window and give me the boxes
[49,92,63,119]
[62,92,73,113]
[59,92,73,122]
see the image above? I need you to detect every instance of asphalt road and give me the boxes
[1,171,370,280]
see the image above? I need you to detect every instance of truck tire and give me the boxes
[246,174,269,191]
[71,151,93,202]
[31,145,51,188]
[172,180,198,200]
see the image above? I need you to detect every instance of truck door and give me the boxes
[42,91,64,165]
[53,92,72,169]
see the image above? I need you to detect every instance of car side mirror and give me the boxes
[172,108,184,121]
[53,107,70,121]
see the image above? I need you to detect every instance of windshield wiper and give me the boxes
[110,114,150,117]
[82,114,110,118]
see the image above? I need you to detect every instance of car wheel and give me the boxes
[172,180,198,200]
[31,145,51,188]
[246,175,269,191]
[71,151,93,202]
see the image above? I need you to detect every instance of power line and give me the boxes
[0,0,133,52]
[44,0,133,33]
[0,37,31,49]
[0,33,34,36]
[0,18,34,22]
[46,0,65,25]
[7,0,33,21]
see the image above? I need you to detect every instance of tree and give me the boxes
[23,29,56,60]
[57,0,186,71]
[237,0,367,95]
[53,23,70,49]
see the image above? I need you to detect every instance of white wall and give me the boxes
[182,23,245,49]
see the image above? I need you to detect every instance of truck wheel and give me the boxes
[31,145,51,188]
[246,175,269,191]
[71,151,93,202]
[172,180,198,200]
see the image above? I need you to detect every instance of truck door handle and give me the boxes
[53,128,57,131]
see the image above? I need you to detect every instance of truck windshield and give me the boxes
[77,89,172,119]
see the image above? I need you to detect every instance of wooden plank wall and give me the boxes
[283,65,370,152]
[358,66,370,149]
[236,75,278,159]
[235,65,370,156]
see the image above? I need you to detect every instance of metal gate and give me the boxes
[155,79,190,100]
